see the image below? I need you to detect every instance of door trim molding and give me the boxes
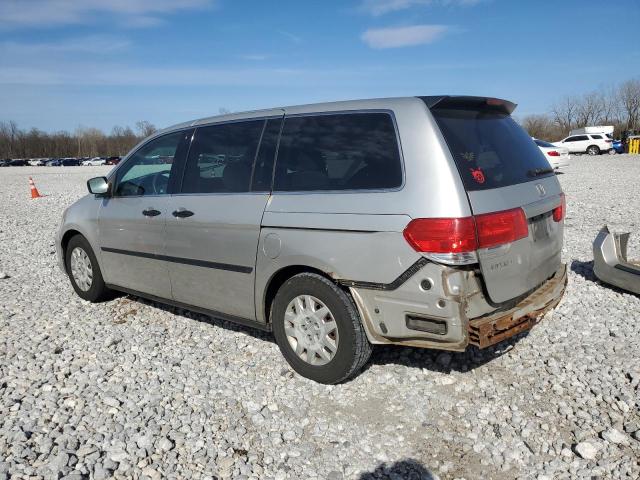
[101,247,253,274]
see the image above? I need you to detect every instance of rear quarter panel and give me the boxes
[255,98,472,322]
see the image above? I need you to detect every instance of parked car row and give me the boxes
[0,156,121,167]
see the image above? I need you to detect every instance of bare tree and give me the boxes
[551,96,579,133]
[618,78,640,132]
[135,120,157,138]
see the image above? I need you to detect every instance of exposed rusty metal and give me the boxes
[468,264,567,349]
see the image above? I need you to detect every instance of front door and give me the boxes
[98,129,192,298]
[165,116,282,320]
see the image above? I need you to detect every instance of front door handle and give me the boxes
[142,208,161,217]
[172,209,194,218]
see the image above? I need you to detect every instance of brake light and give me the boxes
[553,193,566,222]
[475,208,529,249]
[605,139,612,143]
[547,150,560,157]
[403,217,477,253]
[403,207,529,262]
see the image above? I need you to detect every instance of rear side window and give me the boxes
[591,134,602,139]
[274,112,402,192]
[432,109,553,191]
[181,120,264,194]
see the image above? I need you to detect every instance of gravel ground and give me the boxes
[1,157,639,480]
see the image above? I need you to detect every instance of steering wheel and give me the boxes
[152,170,170,195]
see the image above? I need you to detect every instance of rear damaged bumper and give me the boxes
[468,263,567,348]
[593,225,640,295]
[349,259,567,352]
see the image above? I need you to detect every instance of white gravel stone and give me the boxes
[0,159,639,479]
[574,441,599,460]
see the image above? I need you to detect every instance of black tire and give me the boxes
[65,235,111,302]
[271,273,372,384]
[586,145,600,156]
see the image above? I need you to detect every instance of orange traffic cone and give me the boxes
[29,177,42,199]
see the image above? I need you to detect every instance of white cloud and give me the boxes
[0,0,214,28]
[361,24,450,48]
[0,36,131,55]
[240,54,272,61]
[360,0,483,16]
[277,30,302,44]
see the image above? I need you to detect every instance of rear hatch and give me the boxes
[425,96,564,304]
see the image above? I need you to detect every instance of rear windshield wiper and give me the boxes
[528,167,554,177]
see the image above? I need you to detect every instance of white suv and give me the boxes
[554,133,612,155]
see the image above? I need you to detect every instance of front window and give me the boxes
[114,131,187,197]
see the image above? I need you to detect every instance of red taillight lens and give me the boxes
[475,208,529,249]
[403,217,477,253]
[403,207,529,255]
[547,150,560,157]
[553,193,566,222]
[605,139,612,143]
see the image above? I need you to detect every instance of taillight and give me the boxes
[403,217,477,253]
[547,150,560,157]
[475,208,529,249]
[403,207,529,264]
[553,193,566,222]
[605,139,612,143]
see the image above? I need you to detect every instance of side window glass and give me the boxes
[251,118,282,192]
[115,131,185,197]
[591,134,602,139]
[274,113,402,192]
[564,137,576,142]
[577,135,589,141]
[181,120,264,193]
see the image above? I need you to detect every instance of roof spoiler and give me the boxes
[419,95,517,115]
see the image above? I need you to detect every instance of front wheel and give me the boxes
[65,235,111,302]
[271,273,372,384]
[586,145,600,156]
[608,148,616,155]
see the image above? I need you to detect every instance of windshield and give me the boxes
[432,108,553,191]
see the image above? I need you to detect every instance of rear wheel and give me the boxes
[587,145,600,156]
[65,235,111,302]
[271,273,372,384]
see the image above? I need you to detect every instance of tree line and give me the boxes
[520,78,640,141]
[0,120,157,160]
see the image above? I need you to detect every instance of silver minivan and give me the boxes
[57,96,567,384]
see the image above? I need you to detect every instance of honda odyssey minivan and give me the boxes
[57,96,567,384]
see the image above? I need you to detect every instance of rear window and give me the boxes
[534,139,555,148]
[274,112,402,192]
[432,108,553,191]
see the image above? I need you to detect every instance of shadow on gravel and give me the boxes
[570,259,597,281]
[122,294,275,343]
[357,459,437,479]
[369,333,526,374]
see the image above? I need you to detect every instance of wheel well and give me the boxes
[263,265,333,324]
[60,230,82,270]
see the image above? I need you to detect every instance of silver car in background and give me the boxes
[57,96,567,384]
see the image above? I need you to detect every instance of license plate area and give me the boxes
[531,213,551,242]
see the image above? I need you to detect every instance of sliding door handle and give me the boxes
[142,208,161,217]
[172,209,194,218]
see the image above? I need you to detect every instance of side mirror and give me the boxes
[87,176,110,196]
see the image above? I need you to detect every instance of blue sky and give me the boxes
[1,0,638,132]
